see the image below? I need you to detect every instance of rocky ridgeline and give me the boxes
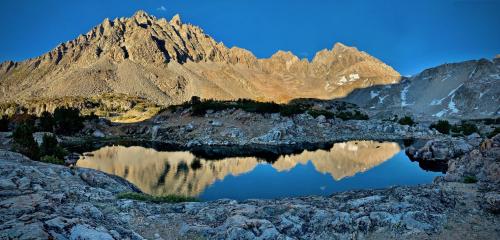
[344,57,500,118]
[1,135,499,239]
[108,109,442,147]
[0,11,399,105]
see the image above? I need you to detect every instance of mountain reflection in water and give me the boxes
[76,141,439,199]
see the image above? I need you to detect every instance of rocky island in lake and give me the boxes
[0,3,499,240]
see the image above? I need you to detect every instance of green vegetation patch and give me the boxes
[307,109,335,119]
[0,94,161,123]
[177,97,369,120]
[336,110,369,120]
[463,175,478,184]
[451,121,479,136]
[0,115,9,131]
[398,116,415,126]
[488,127,500,138]
[11,123,68,164]
[116,192,199,203]
[54,107,85,135]
[40,155,65,165]
[39,134,68,162]
[430,120,451,134]
[12,123,39,160]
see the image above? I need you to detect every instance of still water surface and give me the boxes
[76,141,442,200]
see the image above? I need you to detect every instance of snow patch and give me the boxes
[370,90,380,99]
[433,109,448,118]
[401,85,413,107]
[468,66,477,79]
[430,99,443,106]
[489,74,500,79]
[448,94,459,113]
[324,81,334,91]
[378,95,388,104]
[441,73,451,82]
[349,73,360,81]
[429,83,464,106]
[479,90,488,99]
[338,76,348,85]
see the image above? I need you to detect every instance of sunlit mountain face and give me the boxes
[76,141,440,200]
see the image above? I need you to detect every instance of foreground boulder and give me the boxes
[406,136,477,163]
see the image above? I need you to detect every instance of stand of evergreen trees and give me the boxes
[4,107,89,164]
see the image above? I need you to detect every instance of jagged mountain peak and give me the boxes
[270,50,300,61]
[133,10,150,17]
[170,14,182,26]
[0,11,401,105]
[332,42,352,51]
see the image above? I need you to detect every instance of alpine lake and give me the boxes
[75,140,443,201]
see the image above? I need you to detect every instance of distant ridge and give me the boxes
[343,58,500,118]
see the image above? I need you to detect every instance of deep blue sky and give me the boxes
[0,0,499,75]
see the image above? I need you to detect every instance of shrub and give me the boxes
[308,109,335,119]
[336,110,369,120]
[337,102,348,111]
[39,134,68,159]
[54,107,84,135]
[336,111,352,120]
[430,120,451,134]
[0,115,9,131]
[463,175,478,184]
[116,192,198,203]
[279,104,305,116]
[353,110,369,120]
[483,117,500,125]
[487,127,500,138]
[460,122,479,135]
[190,96,201,105]
[403,138,415,147]
[40,155,65,165]
[398,116,415,126]
[190,99,229,116]
[12,123,39,160]
[236,99,281,113]
[451,122,478,136]
[10,113,36,128]
[38,111,55,132]
[83,112,99,121]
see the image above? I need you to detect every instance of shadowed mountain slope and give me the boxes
[343,57,500,118]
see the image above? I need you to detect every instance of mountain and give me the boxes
[0,10,400,105]
[343,57,500,118]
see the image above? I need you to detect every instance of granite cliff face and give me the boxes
[0,10,400,104]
